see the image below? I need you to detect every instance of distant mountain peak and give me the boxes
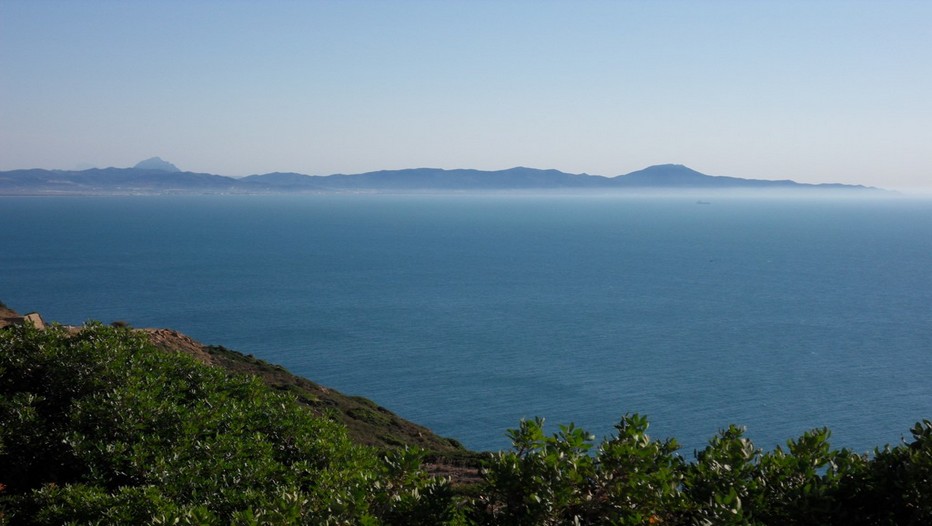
[638,164,702,174]
[133,157,180,172]
[616,164,710,184]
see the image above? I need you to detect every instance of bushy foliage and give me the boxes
[472,414,684,525]
[680,425,864,525]
[832,420,932,525]
[472,417,931,526]
[0,323,457,525]
[1,323,930,525]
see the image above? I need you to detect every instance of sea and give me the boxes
[2,193,930,455]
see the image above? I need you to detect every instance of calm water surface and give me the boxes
[2,194,930,454]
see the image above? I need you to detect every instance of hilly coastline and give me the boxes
[0,161,882,195]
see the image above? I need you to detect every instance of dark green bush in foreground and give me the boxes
[1,323,930,525]
[0,324,458,525]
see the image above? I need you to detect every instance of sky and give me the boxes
[1,1,930,191]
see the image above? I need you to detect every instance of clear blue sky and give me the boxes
[2,1,930,191]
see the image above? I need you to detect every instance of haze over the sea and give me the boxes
[1,1,930,193]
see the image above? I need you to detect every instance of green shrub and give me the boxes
[0,323,456,524]
[472,414,684,525]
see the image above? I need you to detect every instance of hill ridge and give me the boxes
[0,163,882,195]
[0,302,471,459]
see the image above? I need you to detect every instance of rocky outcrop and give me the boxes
[0,305,45,330]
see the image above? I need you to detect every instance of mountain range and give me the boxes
[0,161,881,195]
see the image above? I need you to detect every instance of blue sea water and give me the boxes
[1,194,930,455]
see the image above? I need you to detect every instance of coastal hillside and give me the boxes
[2,301,930,524]
[0,303,468,457]
[144,328,470,456]
[0,311,468,524]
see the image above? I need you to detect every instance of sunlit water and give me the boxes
[2,194,930,454]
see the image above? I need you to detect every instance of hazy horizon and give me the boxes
[1,160,914,196]
[1,1,930,192]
